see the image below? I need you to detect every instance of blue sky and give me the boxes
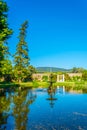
[6,0,87,69]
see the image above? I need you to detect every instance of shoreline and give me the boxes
[0,81,87,90]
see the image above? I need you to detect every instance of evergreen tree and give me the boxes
[0,0,13,79]
[14,21,30,82]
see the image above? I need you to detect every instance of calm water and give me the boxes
[0,86,87,130]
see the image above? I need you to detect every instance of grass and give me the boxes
[0,81,50,89]
[0,81,87,90]
[19,82,33,88]
[53,81,75,87]
[52,81,87,92]
[0,82,19,88]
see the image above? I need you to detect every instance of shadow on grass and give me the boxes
[0,81,19,88]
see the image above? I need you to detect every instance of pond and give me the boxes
[0,86,87,130]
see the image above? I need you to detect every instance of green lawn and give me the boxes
[0,82,19,88]
[0,81,87,90]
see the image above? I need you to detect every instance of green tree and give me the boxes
[14,21,30,82]
[64,73,71,81]
[0,0,13,79]
[82,70,87,81]
[24,65,36,81]
[72,67,84,73]
[1,59,13,82]
[42,75,48,82]
[49,73,57,83]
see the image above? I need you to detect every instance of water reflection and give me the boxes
[0,89,11,129]
[64,86,87,94]
[0,87,36,130]
[13,88,36,130]
[57,86,65,94]
[46,85,57,108]
[0,86,87,130]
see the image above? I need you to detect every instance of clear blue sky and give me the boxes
[7,0,87,69]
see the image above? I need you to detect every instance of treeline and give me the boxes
[0,0,36,82]
[36,67,85,73]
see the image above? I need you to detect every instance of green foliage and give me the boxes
[14,21,30,82]
[24,65,36,81]
[0,0,13,80]
[42,75,48,82]
[13,67,27,82]
[1,59,12,75]
[82,70,87,81]
[1,59,13,82]
[14,21,29,67]
[0,0,12,42]
[0,1,35,83]
[49,73,57,83]
[64,73,71,81]
[71,76,81,82]
[72,67,84,73]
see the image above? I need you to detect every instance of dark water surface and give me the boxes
[0,86,87,130]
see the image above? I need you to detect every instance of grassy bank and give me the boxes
[0,81,87,90]
[0,81,50,88]
[19,81,50,88]
[54,81,87,89]
[0,82,19,88]
[53,81,75,87]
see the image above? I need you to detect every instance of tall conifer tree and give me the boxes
[14,21,30,82]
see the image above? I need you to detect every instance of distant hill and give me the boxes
[36,67,71,73]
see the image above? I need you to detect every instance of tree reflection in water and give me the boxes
[13,88,36,130]
[46,85,57,108]
[0,89,11,129]
[0,87,36,130]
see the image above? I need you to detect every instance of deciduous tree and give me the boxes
[0,0,13,79]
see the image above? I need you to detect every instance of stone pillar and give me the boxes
[57,75,59,82]
[62,74,64,82]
